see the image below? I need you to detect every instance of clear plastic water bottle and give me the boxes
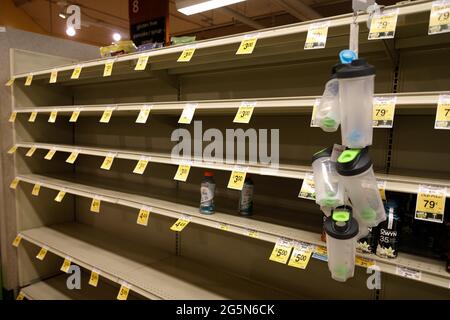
[200,171,215,214]
[239,174,254,216]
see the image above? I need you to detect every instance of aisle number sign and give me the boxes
[25,74,33,86]
[288,242,314,269]
[310,99,320,127]
[45,148,57,160]
[103,60,114,77]
[54,190,66,203]
[12,235,22,247]
[117,283,131,300]
[69,109,81,123]
[304,21,330,50]
[60,257,72,273]
[377,180,387,201]
[36,247,48,261]
[133,156,151,174]
[26,146,37,157]
[373,96,397,128]
[178,103,197,124]
[298,173,316,200]
[50,70,58,83]
[137,206,151,226]
[71,66,82,79]
[227,168,247,190]
[233,101,256,124]
[174,164,191,182]
[170,216,191,232]
[429,0,450,35]
[48,110,58,123]
[435,94,450,129]
[9,112,17,123]
[136,105,152,124]
[177,46,196,62]
[415,185,446,223]
[66,151,79,164]
[135,55,149,71]
[100,153,116,170]
[89,269,100,287]
[32,183,41,196]
[269,238,294,264]
[90,197,101,213]
[368,8,399,40]
[10,178,20,190]
[100,107,114,123]
[7,146,18,154]
[236,34,258,55]
[28,111,37,123]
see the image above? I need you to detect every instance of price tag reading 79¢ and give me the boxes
[429,0,450,35]
[368,8,399,40]
[288,243,314,269]
[236,35,258,55]
[170,216,191,232]
[415,185,446,223]
[373,96,396,128]
[269,238,294,264]
[227,169,247,190]
[304,21,330,50]
[435,95,450,129]
[233,101,256,124]
[174,164,191,182]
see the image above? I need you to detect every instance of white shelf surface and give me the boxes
[14,91,448,115]
[15,173,450,289]
[14,143,450,196]
[19,222,296,300]
[10,0,437,81]
[20,274,141,300]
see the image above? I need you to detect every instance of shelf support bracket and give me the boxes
[382,39,398,67]
[150,70,179,89]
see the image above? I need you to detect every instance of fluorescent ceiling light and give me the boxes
[177,0,246,16]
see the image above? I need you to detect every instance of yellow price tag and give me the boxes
[298,173,316,200]
[218,223,230,231]
[247,229,258,238]
[312,245,328,262]
[135,55,149,70]
[69,110,81,122]
[174,164,191,182]
[429,0,450,35]
[60,257,71,273]
[71,66,82,79]
[8,112,17,123]
[44,148,56,160]
[135,105,152,124]
[310,99,320,127]
[133,157,149,174]
[36,247,48,260]
[368,8,399,40]
[233,101,256,124]
[137,207,151,226]
[12,235,22,247]
[100,108,114,123]
[117,283,130,300]
[227,170,247,190]
[170,217,190,232]
[355,256,375,268]
[5,78,15,86]
[66,151,79,164]
[16,292,25,300]
[10,178,20,190]
[269,238,294,264]
[7,145,17,154]
[103,61,114,77]
[25,74,33,86]
[89,269,100,287]
[288,243,313,269]
[32,184,41,196]
[415,185,446,223]
[236,36,258,55]
[435,95,450,129]
[54,190,66,203]
[100,154,115,170]
[90,197,101,213]
[28,111,37,123]
[304,21,330,50]
[178,103,196,124]
[26,146,37,157]
[48,110,58,123]
[177,47,196,62]
[50,70,58,83]
[373,96,396,128]
[377,180,387,201]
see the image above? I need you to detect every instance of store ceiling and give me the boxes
[12,0,399,46]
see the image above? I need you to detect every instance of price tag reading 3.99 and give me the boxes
[227,170,247,190]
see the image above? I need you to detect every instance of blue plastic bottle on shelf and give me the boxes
[239,174,254,216]
[200,171,216,214]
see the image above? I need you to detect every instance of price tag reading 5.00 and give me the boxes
[288,242,313,269]
[415,185,446,223]
[227,169,247,190]
[269,238,294,264]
